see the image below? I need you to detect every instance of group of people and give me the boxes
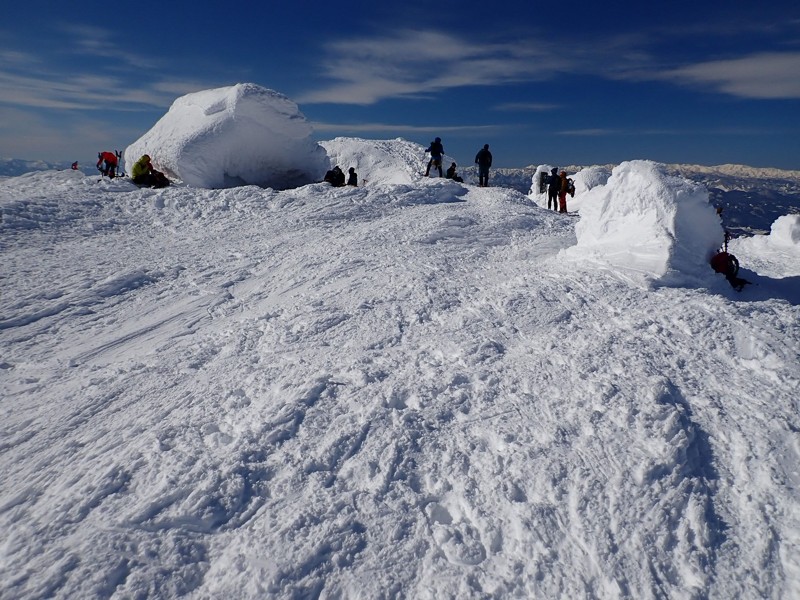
[323,165,358,187]
[95,151,170,188]
[546,167,575,213]
[424,137,493,187]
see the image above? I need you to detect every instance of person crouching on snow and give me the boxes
[96,151,118,178]
[132,154,170,188]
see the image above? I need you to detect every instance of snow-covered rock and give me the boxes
[124,83,329,189]
[563,160,723,287]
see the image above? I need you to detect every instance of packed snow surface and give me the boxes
[2,139,800,599]
[124,83,329,189]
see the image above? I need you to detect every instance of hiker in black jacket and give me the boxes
[547,167,560,210]
[425,137,444,177]
[475,144,492,187]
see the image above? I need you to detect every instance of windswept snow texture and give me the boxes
[124,83,329,189]
[1,141,800,600]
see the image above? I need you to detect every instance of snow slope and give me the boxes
[1,145,800,599]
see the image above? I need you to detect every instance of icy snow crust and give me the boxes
[2,143,800,599]
[124,84,329,189]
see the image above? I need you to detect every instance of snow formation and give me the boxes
[124,83,329,189]
[562,160,724,287]
[321,136,456,186]
[2,139,800,599]
[729,214,800,278]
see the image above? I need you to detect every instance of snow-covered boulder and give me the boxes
[563,160,724,287]
[124,83,329,189]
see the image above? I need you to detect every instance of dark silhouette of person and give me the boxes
[446,162,463,182]
[547,167,560,210]
[425,137,444,177]
[475,144,492,187]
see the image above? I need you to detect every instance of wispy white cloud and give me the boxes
[297,29,568,105]
[298,25,800,106]
[0,69,189,110]
[0,23,217,113]
[55,23,159,69]
[659,52,800,99]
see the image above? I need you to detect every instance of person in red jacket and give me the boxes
[96,151,118,178]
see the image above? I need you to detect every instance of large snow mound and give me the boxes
[320,137,456,186]
[124,83,329,189]
[563,160,724,287]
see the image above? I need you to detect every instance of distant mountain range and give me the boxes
[0,158,94,177]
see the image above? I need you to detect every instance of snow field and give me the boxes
[1,161,799,599]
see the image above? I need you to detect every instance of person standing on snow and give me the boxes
[475,144,492,187]
[425,137,444,177]
[96,151,118,178]
[547,167,560,210]
[558,170,575,213]
[347,167,358,186]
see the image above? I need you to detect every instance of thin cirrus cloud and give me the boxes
[297,29,568,105]
[0,68,185,111]
[659,52,800,99]
[0,23,210,112]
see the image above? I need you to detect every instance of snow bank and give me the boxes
[728,214,800,278]
[765,214,800,247]
[563,160,723,287]
[320,137,454,186]
[572,165,612,196]
[124,83,329,189]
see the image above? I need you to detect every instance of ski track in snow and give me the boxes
[1,172,799,599]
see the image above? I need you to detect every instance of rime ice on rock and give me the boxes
[125,83,329,189]
[563,160,724,287]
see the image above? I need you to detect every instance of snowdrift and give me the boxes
[124,83,329,189]
[320,137,456,186]
[729,214,800,278]
[563,160,723,287]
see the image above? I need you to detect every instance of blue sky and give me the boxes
[2,1,799,170]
